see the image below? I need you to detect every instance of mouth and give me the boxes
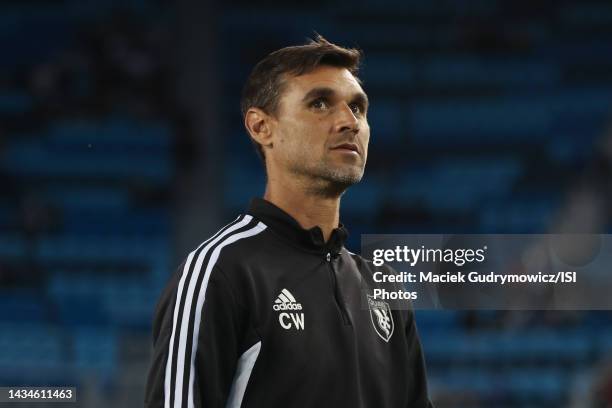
[330,143,360,156]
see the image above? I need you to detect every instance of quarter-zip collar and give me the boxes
[247,197,348,255]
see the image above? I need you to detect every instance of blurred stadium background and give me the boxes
[2,0,612,407]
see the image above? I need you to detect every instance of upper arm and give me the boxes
[145,261,246,408]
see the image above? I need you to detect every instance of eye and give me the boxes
[349,103,362,115]
[310,98,329,111]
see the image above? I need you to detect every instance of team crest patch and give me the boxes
[367,295,394,342]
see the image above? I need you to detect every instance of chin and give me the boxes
[328,169,364,186]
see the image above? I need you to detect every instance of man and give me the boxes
[145,35,433,408]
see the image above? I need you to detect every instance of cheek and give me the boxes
[287,121,323,147]
[361,128,371,150]
[275,122,306,159]
[277,114,329,158]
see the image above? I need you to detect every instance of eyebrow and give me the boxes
[301,86,369,109]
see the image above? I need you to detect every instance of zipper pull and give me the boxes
[326,252,331,262]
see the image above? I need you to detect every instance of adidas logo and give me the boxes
[273,289,305,330]
[272,288,303,311]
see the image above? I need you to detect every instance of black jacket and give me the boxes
[145,198,433,408]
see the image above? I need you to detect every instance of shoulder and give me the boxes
[158,214,268,310]
[185,214,269,273]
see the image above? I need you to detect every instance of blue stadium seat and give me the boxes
[389,158,521,212]
[47,117,172,153]
[99,278,158,329]
[415,310,461,332]
[505,368,566,403]
[0,235,26,258]
[2,137,171,183]
[410,99,554,144]
[0,324,66,382]
[360,55,414,88]
[224,164,266,212]
[479,195,558,233]
[0,91,33,114]
[342,177,385,216]
[597,330,612,355]
[62,209,170,235]
[0,289,48,323]
[367,101,407,146]
[37,235,169,262]
[72,328,118,380]
[422,57,560,88]
[47,272,157,329]
[43,187,130,211]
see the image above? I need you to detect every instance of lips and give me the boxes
[331,143,360,154]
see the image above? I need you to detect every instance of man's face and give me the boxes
[269,65,370,195]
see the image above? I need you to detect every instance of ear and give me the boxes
[244,107,274,149]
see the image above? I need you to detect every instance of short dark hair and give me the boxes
[240,35,363,164]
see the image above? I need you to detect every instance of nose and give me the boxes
[334,103,360,134]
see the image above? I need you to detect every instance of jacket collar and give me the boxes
[247,197,348,255]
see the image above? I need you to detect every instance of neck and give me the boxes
[263,177,341,243]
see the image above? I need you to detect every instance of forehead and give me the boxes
[282,65,365,99]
